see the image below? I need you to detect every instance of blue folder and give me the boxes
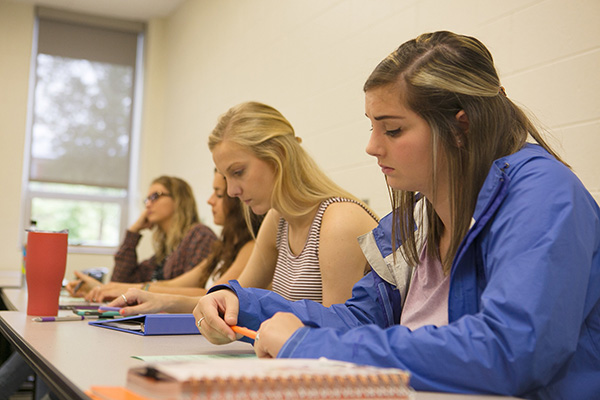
[88,313,200,336]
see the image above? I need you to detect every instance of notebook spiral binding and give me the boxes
[127,358,414,400]
[182,370,412,399]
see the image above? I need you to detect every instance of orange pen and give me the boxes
[230,325,257,340]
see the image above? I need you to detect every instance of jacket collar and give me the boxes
[362,144,552,315]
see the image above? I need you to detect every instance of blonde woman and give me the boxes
[208,102,379,307]
[67,176,217,297]
[194,32,600,399]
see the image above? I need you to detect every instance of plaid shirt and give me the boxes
[110,223,217,283]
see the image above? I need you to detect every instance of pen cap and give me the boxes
[25,230,68,316]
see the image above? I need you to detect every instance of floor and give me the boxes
[9,394,33,400]
[8,378,34,400]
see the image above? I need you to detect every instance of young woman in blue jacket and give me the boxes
[193,31,600,399]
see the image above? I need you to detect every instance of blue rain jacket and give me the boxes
[213,144,600,399]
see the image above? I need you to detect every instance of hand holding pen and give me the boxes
[65,271,101,297]
[251,312,304,359]
[231,325,257,340]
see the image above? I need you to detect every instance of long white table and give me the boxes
[0,310,255,399]
[0,288,523,400]
[0,287,255,399]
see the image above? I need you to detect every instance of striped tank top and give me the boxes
[271,197,376,304]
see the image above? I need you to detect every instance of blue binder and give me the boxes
[88,313,200,336]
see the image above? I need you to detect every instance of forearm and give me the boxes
[161,294,201,313]
[149,285,208,297]
[223,280,369,332]
[111,231,149,282]
[164,225,217,279]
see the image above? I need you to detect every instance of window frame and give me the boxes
[20,7,146,254]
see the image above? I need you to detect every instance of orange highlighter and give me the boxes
[231,325,257,340]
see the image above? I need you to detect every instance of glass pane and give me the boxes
[30,54,132,188]
[31,197,121,247]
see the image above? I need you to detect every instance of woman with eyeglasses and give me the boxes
[66,175,217,297]
[71,171,263,306]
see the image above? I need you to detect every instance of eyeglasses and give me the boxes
[144,191,172,205]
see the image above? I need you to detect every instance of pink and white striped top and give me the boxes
[272,197,376,304]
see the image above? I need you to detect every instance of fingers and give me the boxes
[73,270,87,279]
[108,289,134,307]
[253,330,272,358]
[87,282,133,302]
[109,289,160,316]
[253,312,304,359]
[131,210,153,232]
[119,304,145,316]
[119,296,149,316]
[84,285,111,302]
[193,290,239,344]
[64,280,78,296]
[72,271,102,300]
[69,274,92,297]
[74,271,95,284]
[222,298,240,327]
[84,285,101,302]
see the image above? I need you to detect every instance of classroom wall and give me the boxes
[152,0,600,230]
[0,1,34,273]
[1,0,599,280]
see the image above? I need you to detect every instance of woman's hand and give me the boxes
[84,281,136,302]
[129,209,153,233]
[254,312,304,358]
[65,270,102,297]
[192,289,240,344]
[107,288,175,316]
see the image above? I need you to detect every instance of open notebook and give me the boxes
[126,357,413,399]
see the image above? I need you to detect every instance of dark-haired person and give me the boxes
[101,170,263,313]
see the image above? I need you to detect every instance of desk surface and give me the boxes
[0,288,522,400]
[0,310,255,399]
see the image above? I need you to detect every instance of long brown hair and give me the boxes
[364,31,566,274]
[197,172,263,287]
[151,176,200,264]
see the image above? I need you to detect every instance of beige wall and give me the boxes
[1,0,599,280]
[0,1,34,272]
[153,0,600,221]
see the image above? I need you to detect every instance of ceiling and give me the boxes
[12,0,186,21]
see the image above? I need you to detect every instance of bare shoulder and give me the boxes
[321,201,378,236]
[257,209,280,235]
[237,240,255,257]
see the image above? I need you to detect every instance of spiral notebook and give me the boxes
[126,357,413,399]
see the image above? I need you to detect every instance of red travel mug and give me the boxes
[25,230,68,316]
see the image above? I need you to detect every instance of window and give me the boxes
[22,8,145,252]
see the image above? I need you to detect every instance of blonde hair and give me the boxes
[364,31,566,274]
[208,101,373,222]
[150,176,200,263]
